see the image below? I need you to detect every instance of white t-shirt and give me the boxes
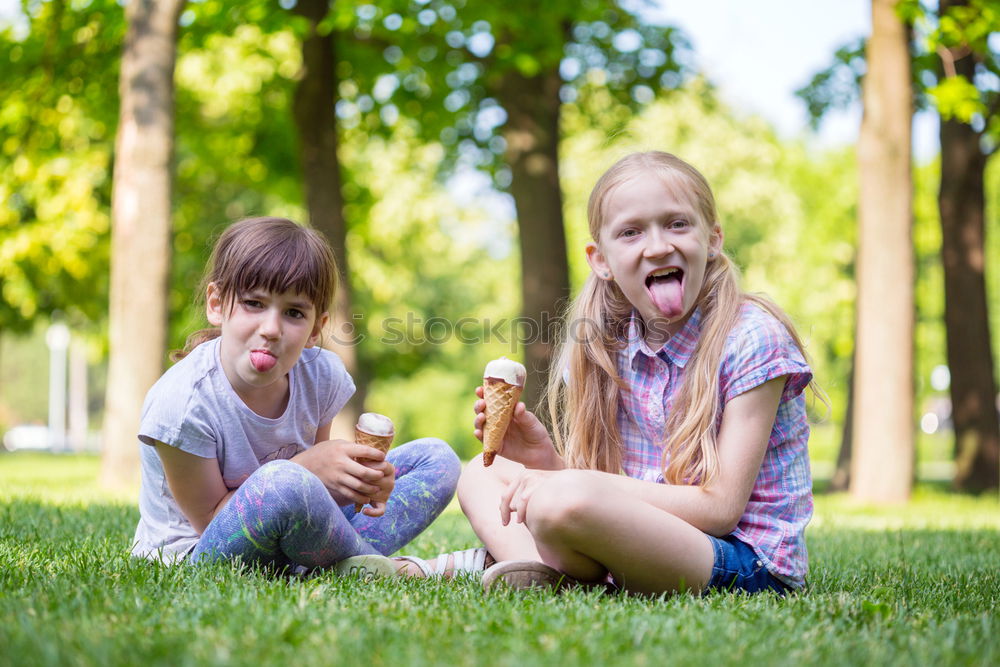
[130,337,354,562]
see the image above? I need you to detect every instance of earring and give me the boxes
[603,272,612,280]
[708,252,716,259]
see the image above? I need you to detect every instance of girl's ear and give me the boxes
[205,283,224,326]
[585,243,613,280]
[708,224,724,257]
[307,311,330,348]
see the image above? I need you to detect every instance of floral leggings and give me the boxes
[189,438,461,570]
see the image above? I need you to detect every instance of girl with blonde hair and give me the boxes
[460,152,822,595]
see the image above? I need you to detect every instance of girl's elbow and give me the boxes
[701,497,743,536]
[184,512,211,536]
[699,515,736,538]
[177,501,217,535]
[710,515,741,537]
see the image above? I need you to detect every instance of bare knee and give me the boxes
[458,454,523,505]
[457,455,487,506]
[525,470,601,541]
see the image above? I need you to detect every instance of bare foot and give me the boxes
[393,559,427,577]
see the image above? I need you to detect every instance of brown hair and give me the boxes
[173,217,338,360]
[547,152,824,485]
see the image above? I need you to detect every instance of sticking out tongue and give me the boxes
[250,351,277,373]
[648,274,684,318]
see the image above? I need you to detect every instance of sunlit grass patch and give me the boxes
[1,452,997,666]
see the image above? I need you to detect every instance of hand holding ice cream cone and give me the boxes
[481,357,526,467]
[354,412,394,513]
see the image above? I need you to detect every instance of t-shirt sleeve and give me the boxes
[137,375,218,459]
[721,308,813,404]
[318,349,356,426]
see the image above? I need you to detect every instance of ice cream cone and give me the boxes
[354,427,393,454]
[354,413,394,513]
[481,357,526,467]
[482,378,522,466]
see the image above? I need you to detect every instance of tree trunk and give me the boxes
[937,16,1000,492]
[101,0,185,489]
[494,65,571,412]
[292,0,365,441]
[850,0,915,503]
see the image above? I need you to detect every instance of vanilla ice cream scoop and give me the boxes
[483,356,526,386]
[357,412,394,436]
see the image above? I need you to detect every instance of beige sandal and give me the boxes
[481,560,577,591]
[482,560,619,594]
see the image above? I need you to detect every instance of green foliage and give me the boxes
[0,0,123,332]
[931,0,1000,56]
[798,0,1000,141]
[793,0,1000,414]
[170,19,307,346]
[339,132,518,456]
[930,74,988,122]
[2,453,998,667]
[795,38,867,128]
[5,0,987,459]
[330,0,692,181]
[0,324,49,428]
[924,0,1000,137]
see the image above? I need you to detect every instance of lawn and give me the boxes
[1,453,997,667]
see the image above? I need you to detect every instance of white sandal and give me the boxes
[395,547,492,578]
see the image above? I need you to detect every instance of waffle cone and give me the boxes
[355,427,393,453]
[482,377,522,467]
[354,427,393,512]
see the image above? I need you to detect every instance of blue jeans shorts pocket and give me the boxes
[704,534,791,596]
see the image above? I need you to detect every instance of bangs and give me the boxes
[210,217,337,314]
[229,240,325,304]
[654,169,712,228]
[589,152,718,237]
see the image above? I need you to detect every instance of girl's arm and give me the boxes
[502,377,785,536]
[610,376,785,535]
[314,421,331,444]
[154,442,234,534]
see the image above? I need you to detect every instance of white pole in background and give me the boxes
[69,339,89,451]
[45,322,70,451]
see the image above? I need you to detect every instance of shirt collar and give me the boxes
[625,307,703,370]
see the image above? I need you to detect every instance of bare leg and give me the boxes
[525,470,715,594]
[457,454,542,561]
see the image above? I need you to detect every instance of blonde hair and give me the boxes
[547,152,823,485]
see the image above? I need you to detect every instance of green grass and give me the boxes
[2,453,998,667]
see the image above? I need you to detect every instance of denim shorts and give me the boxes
[703,535,791,596]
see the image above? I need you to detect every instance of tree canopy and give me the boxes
[0,0,996,480]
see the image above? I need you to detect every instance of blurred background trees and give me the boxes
[1,0,997,497]
[800,0,1000,496]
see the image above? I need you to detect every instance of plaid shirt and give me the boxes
[616,304,813,588]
